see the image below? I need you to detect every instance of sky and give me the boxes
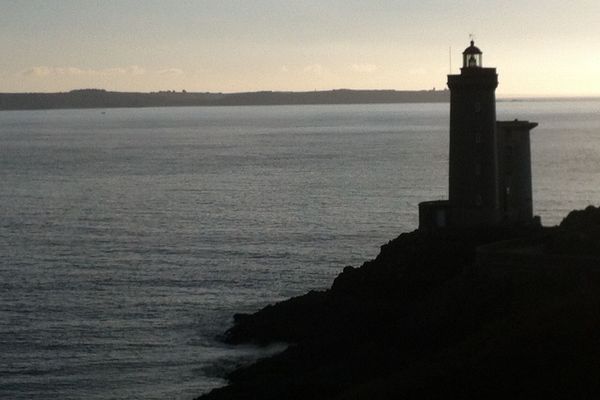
[1,0,600,96]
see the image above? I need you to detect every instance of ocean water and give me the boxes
[1,101,600,399]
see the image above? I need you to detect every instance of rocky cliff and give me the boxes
[199,207,600,399]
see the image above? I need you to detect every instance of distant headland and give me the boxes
[0,88,449,111]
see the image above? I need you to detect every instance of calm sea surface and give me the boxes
[2,101,600,399]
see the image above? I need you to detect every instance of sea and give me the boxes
[2,100,600,399]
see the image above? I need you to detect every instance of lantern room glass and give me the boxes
[464,53,482,68]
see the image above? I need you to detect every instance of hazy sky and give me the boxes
[2,0,599,96]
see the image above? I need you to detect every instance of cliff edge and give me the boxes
[199,206,600,399]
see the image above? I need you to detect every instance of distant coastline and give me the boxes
[0,88,450,111]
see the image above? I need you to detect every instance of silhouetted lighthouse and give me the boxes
[448,40,500,226]
[418,40,538,231]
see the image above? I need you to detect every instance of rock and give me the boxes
[546,205,600,255]
[198,209,600,400]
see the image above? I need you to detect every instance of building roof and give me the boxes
[463,40,482,55]
[497,120,539,130]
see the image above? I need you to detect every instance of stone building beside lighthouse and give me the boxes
[419,41,538,231]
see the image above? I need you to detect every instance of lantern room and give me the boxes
[463,40,482,68]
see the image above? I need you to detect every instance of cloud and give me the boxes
[350,63,378,73]
[303,64,324,75]
[22,66,53,77]
[127,66,146,76]
[56,67,86,75]
[157,68,184,76]
[20,65,148,77]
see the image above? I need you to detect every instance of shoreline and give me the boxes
[198,206,600,399]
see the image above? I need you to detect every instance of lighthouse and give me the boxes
[418,40,538,231]
[447,40,500,226]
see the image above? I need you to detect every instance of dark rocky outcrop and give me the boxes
[546,205,600,256]
[199,209,600,400]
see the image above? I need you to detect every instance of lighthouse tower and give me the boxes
[447,40,500,227]
[418,40,538,231]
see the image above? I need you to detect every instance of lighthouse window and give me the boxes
[468,55,477,67]
[475,132,482,143]
[474,102,482,112]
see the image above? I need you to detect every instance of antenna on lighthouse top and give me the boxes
[469,33,476,43]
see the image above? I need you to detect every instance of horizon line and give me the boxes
[1,88,599,100]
